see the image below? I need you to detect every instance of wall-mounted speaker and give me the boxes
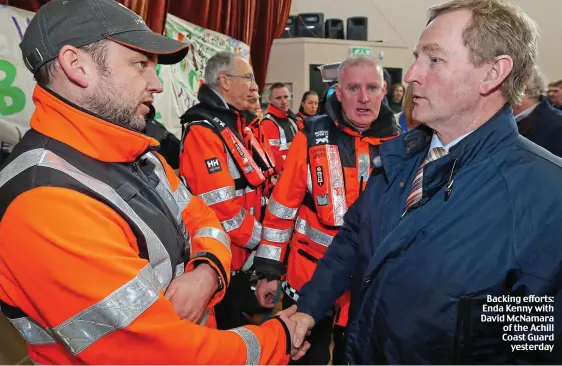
[325,19,344,39]
[347,16,368,41]
[282,15,296,38]
[296,13,325,38]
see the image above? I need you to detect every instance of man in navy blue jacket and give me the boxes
[288,0,562,364]
[513,66,562,158]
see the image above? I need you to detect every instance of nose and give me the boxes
[148,68,163,94]
[250,81,258,92]
[359,88,370,103]
[404,60,420,85]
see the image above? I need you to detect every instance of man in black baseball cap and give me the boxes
[19,0,189,132]
[0,1,310,363]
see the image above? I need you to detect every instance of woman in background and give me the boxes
[298,91,319,122]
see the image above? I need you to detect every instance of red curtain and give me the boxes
[0,0,169,34]
[170,0,291,92]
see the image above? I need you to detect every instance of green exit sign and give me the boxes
[350,47,371,55]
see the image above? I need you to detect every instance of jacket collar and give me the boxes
[30,85,159,163]
[380,104,518,188]
[181,83,244,136]
[324,92,399,138]
[267,104,289,119]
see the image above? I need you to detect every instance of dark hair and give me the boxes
[299,90,318,114]
[301,90,318,104]
[34,40,109,86]
[269,82,287,92]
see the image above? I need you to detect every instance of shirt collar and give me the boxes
[430,130,473,153]
[514,102,540,123]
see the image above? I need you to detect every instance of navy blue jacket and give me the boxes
[297,105,562,364]
[518,98,562,158]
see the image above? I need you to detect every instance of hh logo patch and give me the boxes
[205,157,222,174]
[316,194,329,206]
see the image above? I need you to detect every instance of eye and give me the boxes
[136,61,148,69]
[349,86,359,92]
[367,85,378,92]
[429,57,441,64]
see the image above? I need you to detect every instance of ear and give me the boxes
[57,45,91,88]
[335,83,342,102]
[381,80,388,96]
[480,55,513,95]
[219,75,230,92]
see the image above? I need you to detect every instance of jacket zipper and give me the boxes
[454,296,471,363]
[131,152,187,270]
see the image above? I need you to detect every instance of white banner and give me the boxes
[0,6,250,152]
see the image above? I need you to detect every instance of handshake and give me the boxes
[276,305,315,361]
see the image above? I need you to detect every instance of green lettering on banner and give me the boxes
[188,70,198,90]
[0,59,26,116]
[155,64,164,86]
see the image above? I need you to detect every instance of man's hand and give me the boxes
[277,305,311,361]
[288,306,315,348]
[164,263,218,322]
[255,278,279,308]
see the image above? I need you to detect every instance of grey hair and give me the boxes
[337,54,383,81]
[204,51,237,88]
[525,65,547,99]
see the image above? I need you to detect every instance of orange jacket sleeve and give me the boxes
[180,125,261,250]
[154,152,231,307]
[0,188,290,365]
[255,132,310,277]
[261,118,286,171]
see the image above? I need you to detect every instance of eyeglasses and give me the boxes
[223,74,256,83]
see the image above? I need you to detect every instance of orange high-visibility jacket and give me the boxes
[261,105,300,172]
[180,85,276,271]
[0,86,291,365]
[255,97,399,326]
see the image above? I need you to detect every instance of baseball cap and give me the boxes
[20,0,189,74]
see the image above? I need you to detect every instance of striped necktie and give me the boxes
[403,147,448,214]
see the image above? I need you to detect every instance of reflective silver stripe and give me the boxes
[52,264,160,355]
[295,217,334,247]
[236,187,255,197]
[307,165,312,193]
[256,244,282,261]
[358,153,370,183]
[288,117,299,135]
[221,209,246,232]
[194,227,231,250]
[198,186,236,206]
[8,317,56,345]
[268,198,298,220]
[229,327,261,365]
[268,117,291,151]
[144,153,192,224]
[0,149,173,289]
[198,309,211,326]
[226,151,241,179]
[175,263,185,278]
[244,219,262,250]
[262,227,293,243]
[326,146,347,226]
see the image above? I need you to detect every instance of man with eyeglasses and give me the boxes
[180,51,280,330]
